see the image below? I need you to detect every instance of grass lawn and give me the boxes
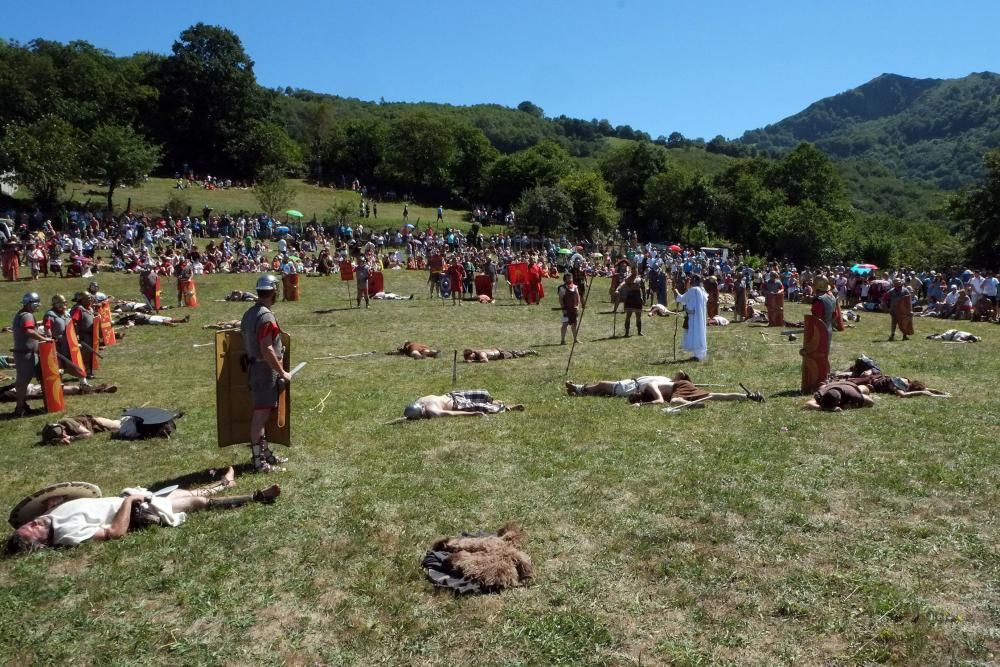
[13,178,499,235]
[0,269,997,666]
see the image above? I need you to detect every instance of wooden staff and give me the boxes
[662,395,713,413]
[564,274,596,376]
[313,351,376,361]
[452,350,458,385]
[673,314,679,360]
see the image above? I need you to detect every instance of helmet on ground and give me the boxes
[51,294,67,307]
[256,274,279,292]
[403,403,425,420]
[88,282,99,293]
[22,292,41,307]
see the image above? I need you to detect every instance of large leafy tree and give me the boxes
[151,23,268,176]
[449,124,498,201]
[598,142,668,229]
[951,149,1000,265]
[321,118,388,185]
[559,170,617,238]
[641,167,697,241]
[84,124,160,210]
[0,116,80,207]
[383,112,457,193]
[484,140,572,206]
[231,120,301,178]
[515,185,574,236]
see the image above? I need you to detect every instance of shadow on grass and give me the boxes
[769,388,807,398]
[649,358,702,365]
[145,464,252,493]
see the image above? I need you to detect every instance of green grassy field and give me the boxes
[13,178,496,234]
[0,270,997,666]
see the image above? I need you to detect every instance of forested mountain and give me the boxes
[741,72,1000,188]
[4,26,999,268]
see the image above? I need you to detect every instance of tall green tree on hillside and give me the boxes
[599,142,668,230]
[951,149,1000,265]
[0,116,80,207]
[84,124,161,211]
[559,170,618,238]
[321,118,388,185]
[641,167,698,241]
[516,185,574,236]
[152,23,268,176]
[484,140,572,206]
[232,120,302,178]
[449,124,498,201]
[384,112,457,192]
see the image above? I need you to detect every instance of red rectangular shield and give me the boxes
[99,302,117,346]
[91,321,101,372]
[39,340,65,413]
[64,323,86,378]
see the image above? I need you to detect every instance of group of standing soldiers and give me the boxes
[10,282,104,416]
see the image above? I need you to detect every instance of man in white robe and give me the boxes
[675,275,708,361]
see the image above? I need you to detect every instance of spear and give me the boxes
[564,274,596,376]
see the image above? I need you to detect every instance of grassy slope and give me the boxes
[14,179,495,234]
[0,270,997,666]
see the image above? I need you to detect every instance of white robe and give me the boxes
[676,286,708,360]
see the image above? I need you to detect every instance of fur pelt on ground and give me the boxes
[430,522,534,590]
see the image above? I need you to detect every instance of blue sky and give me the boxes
[5,1,998,139]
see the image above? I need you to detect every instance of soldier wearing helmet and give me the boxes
[43,295,72,372]
[239,275,291,473]
[70,292,96,379]
[12,292,52,417]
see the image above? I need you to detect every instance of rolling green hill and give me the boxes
[740,72,1000,188]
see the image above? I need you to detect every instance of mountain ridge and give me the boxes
[740,71,1000,188]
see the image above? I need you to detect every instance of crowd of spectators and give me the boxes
[1,204,996,323]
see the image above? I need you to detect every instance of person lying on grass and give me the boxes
[5,468,279,556]
[565,372,764,403]
[115,313,191,327]
[40,415,122,444]
[0,382,118,401]
[462,348,538,363]
[388,341,440,359]
[372,292,414,301]
[832,360,951,399]
[401,390,525,420]
[626,371,765,407]
[803,380,875,412]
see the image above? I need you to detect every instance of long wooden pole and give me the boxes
[564,274,596,376]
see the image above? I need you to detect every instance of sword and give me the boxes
[662,395,713,413]
[276,362,306,428]
[80,341,104,359]
[55,351,87,378]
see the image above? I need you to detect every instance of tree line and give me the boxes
[0,25,993,267]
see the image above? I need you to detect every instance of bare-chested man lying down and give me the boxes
[565,371,764,404]
[463,348,538,363]
[389,341,440,359]
[116,313,190,327]
[402,390,525,419]
[203,320,241,330]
